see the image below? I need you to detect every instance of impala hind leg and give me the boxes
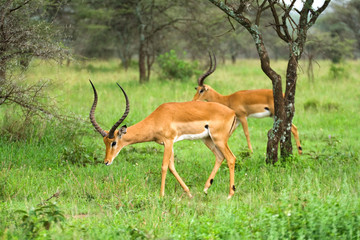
[291,124,302,154]
[202,137,225,194]
[239,116,253,153]
[213,140,236,199]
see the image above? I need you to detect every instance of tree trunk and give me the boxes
[139,45,147,83]
[307,54,314,82]
[146,53,151,81]
[139,24,147,84]
[231,54,236,64]
[146,51,153,81]
[266,75,285,164]
[280,54,298,158]
[251,33,285,164]
[119,52,129,71]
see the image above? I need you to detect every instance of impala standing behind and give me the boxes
[89,80,239,199]
[193,54,302,154]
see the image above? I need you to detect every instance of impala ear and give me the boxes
[199,86,208,94]
[118,125,127,138]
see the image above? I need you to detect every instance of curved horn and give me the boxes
[197,52,217,86]
[108,83,130,139]
[89,80,107,137]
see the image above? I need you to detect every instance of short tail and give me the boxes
[229,116,238,136]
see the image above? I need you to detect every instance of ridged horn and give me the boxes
[89,80,107,137]
[107,83,130,139]
[198,52,216,86]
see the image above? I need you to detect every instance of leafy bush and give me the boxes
[304,99,340,112]
[157,50,199,81]
[322,101,340,111]
[329,63,349,80]
[62,141,100,166]
[15,203,65,239]
[0,79,62,141]
[304,99,320,111]
[251,195,360,239]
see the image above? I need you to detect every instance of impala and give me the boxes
[89,80,239,199]
[193,54,302,154]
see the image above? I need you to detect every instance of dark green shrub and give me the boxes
[304,99,320,111]
[61,141,100,166]
[157,50,199,81]
[15,203,65,239]
[322,101,340,111]
[304,99,340,112]
[329,63,348,80]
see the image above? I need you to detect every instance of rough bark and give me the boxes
[281,54,298,158]
[266,76,284,164]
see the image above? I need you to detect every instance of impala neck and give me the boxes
[120,119,156,147]
[208,87,229,106]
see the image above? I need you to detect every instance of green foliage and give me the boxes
[127,226,153,239]
[303,99,320,111]
[317,0,360,58]
[0,0,67,74]
[62,141,100,166]
[329,63,350,80]
[322,101,340,111]
[326,38,354,64]
[304,99,340,112]
[157,50,199,81]
[15,203,65,239]
[251,194,360,239]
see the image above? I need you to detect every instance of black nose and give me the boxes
[105,162,109,165]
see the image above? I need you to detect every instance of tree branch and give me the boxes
[268,1,288,42]
[9,0,32,13]
[255,0,270,26]
[145,18,191,41]
[307,0,331,28]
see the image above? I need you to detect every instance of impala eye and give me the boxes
[199,88,205,93]
[111,141,116,147]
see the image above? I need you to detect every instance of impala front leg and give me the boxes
[168,147,193,198]
[160,142,173,197]
[161,141,192,198]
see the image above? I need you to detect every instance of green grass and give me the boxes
[0,59,359,239]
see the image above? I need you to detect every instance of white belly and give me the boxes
[248,110,271,118]
[174,128,210,142]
